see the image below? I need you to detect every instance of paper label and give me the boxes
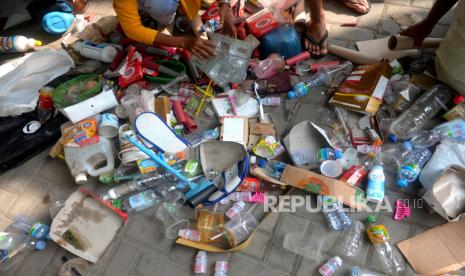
[367,225,390,244]
[373,76,389,100]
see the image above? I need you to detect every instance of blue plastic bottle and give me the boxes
[397,146,432,188]
[12,216,50,240]
[258,159,287,179]
[320,196,351,231]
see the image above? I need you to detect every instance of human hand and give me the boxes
[219,2,237,38]
[183,37,216,59]
[400,21,433,47]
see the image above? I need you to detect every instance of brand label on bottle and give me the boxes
[128,191,155,210]
[0,36,15,52]
[367,225,390,244]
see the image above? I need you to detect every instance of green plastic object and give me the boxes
[52,74,102,108]
[145,60,186,84]
[366,215,377,224]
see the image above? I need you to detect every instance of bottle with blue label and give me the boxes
[317,148,343,162]
[121,189,161,214]
[396,146,432,188]
[258,159,287,179]
[12,216,50,240]
[366,165,385,203]
[0,36,42,52]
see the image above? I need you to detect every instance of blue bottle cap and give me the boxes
[335,149,343,159]
[388,134,398,143]
[257,159,268,168]
[403,141,413,151]
[287,90,296,99]
[397,178,408,188]
[35,240,46,251]
[42,12,75,35]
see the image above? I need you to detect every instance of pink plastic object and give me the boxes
[394,199,411,221]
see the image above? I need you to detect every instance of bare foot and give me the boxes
[400,21,434,47]
[341,0,370,14]
[305,21,328,57]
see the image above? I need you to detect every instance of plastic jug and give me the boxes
[64,137,115,184]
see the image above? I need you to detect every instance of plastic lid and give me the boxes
[366,215,377,223]
[335,149,343,159]
[453,95,465,105]
[34,40,42,46]
[35,240,46,251]
[257,159,267,168]
[333,256,342,266]
[250,156,257,165]
[75,173,87,184]
[397,178,408,188]
[388,134,398,143]
[287,90,296,99]
[402,141,413,151]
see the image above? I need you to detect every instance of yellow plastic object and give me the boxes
[194,80,214,117]
[35,40,42,46]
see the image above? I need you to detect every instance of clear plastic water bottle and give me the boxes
[365,216,404,275]
[410,119,465,148]
[258,160,287,179]
[121,189,162,214]
[396,146,432,188]
[390,84,453,139]
[331,221,364,260]
[320,196,351,231]
[0,232,46,268]
[12,216,50,240]
[287,68,330,99]
[379,143,412,173]
[186,128,220,146]
[317,148,343,162]
[351,266,384,276]
[319,256,342,276]
[366,165,385,203]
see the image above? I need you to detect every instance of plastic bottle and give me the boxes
[287,70,329,99]
[163,151,187,166]
[186,127,220,146]
[390,84,453,139]
[257,159,287,179]
[37,87,54,124]
[318,256,342,276]
[225,201,246,219]
[295,60,341,75]
[366,165,385,203]
[332,221,364,260]
[214,261,228,276]
[194,251,208,274]
[121,189,161,214]
[0,233,46,268]
[396,146,432,188]
[351,266,384,276]
[12,216,50,240]
[320,196,351,231]
[261,97,281,106]
[379,143,411,174]
[72,41,118,63]
[443,95,465,121]
[0,36,42,52]
[365,216,404,275]
[178,229,201,242]
[317,148,343,162]
[356,145,381,155]
[339,165,367,187]
[64,137,115,184]
[101,172,174,201]
[410,119,465,148]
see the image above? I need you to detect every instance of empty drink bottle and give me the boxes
[317,148,343,162]
[12,216,50,240]
[319,256,342,276]
[365,216,403,275]
[396,146,432,188]
[320,196,351,230]
[366,165,385,203]
[258,159,287,179]
[121,189,161,214]
[390,84,453,139]
[410,119,465,148]
[0,232,46,270]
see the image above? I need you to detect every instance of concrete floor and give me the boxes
[0,0,461,275]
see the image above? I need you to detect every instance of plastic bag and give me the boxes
[0,49,74,117]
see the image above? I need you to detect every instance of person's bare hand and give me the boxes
[400,21,433,47]
[184,37,216,59]
[219,2,237,38]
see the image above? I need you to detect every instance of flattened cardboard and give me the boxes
[154,96,170,123]
[220,116,249,146]
[397,219,465,275]
[279,165,366,210]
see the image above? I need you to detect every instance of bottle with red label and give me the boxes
[339,165,367,187]
[38,87,54,124]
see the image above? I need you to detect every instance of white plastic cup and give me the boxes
[99,113,119,138]
[320,160,343,178]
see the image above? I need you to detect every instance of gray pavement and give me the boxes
[0,0,460,275]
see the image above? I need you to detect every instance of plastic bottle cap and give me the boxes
[453,95,465,105]
[333,256,342,266]
[388,134,398,143]
[402,141,413,151]
[366,215,377,224]
[75,173,87,184]
[35,40,42,46]
[397,178,408,188]
[257,159,268,168]
[35,240,46,251]
[335,149,343,159]
[250,156,257,165]
[287,90,296,99]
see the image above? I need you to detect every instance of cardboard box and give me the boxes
[220,116,249,146]
[397,219,465,275]
[329,61,391,114]
[154,96,170,123]
[422,165,465,221]
[246,8,280,37]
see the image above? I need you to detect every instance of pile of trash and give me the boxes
[2,0,465,275]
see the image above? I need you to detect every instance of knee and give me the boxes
[140,0,178,20]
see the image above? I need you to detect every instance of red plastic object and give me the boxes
[394,199,411,221]
[172,99,187,125]
[246,9,280,38]
[285,51,311,66]
[310,61,341,72]
[453,95,465,105]
[109,48,126,71]
[202,2,220,21]
[184,114,198,133]
[79,188,128,223]
[118,46,143,88]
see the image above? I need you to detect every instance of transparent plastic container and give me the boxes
[390,84,453,139]
[330,221,365,262]
[283,232,324,260]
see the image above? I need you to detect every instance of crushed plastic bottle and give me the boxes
[121,189,161,214]
[390,84,453,139]
[257,159,287,179]
[331,221,364,261]
[320,196,351,231]
[186,128,220,146]
[0,232,46,270]
[379,143,411,174]
[12,216,50,240]
[396,145,432,188]
[410,119,465,148]
[365,216,404,275]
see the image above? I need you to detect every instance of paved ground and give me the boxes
[0,0,461,275]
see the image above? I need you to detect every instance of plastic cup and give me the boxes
[320,160,343,178]
[216,212,259,247]
[155,202,190,239]
[197,208,224,243]
[99,113,119,138]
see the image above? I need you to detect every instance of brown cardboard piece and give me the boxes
[154,96,170,123]
[397,219,465,275]
[329,62,392,114]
